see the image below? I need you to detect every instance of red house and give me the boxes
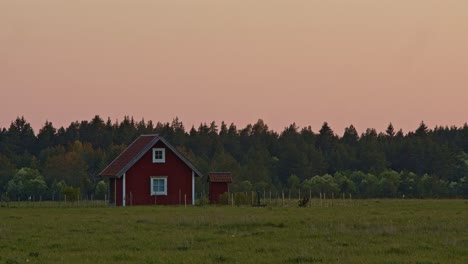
[207,172,232,203]
[99,135,202,206]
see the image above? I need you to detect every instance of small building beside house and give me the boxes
[99,134,202,206]
[207,172,232,203]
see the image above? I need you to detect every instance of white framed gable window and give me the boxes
[152,148,165,163]
[151,176,167,195]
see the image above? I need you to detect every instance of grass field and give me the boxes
[0,200,467,264]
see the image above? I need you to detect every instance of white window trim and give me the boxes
[122,173,126,207]
[150,176,167,196]
[152,148,165,163]
[192,171,195,205]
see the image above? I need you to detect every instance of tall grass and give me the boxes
[0,200,467,263]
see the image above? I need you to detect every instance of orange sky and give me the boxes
[1,0,467,135]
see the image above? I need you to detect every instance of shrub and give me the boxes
[298,197,309,207]
[233,192,251,206]
[94,180,108,200]
[62,186,80,202]
[218,192,229,205]
[1,193,10,207]
[195,196,209,206]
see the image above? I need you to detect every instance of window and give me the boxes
[152,148,165,163]
[151,177,167,195]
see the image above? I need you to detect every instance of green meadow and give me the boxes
[0,200,467,264]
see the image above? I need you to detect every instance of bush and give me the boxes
[233,192,251,206]
[195,196,209,206]
[94,180,108,200]
[1,193,10,207]
[62,186,80,202]
[218,192,229,205]
[298,197,309,207]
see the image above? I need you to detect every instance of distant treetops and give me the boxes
[0,116,467,199]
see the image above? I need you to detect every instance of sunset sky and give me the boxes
[1,0,467,135]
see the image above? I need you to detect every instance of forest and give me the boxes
[0,115,467,201]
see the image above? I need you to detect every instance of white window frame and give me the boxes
[150,176,167,196]
[152,148,165,163]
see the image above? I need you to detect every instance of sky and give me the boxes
[1,0,467,135]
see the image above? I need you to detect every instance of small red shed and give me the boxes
[207,172,232,203]
[99,135,202,206]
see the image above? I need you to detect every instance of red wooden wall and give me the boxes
[209,182,228,203]
[112,141,194,206]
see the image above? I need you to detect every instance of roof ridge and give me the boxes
[99,134,203,178]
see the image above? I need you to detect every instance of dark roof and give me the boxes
[99,135,202,178]
[207,172,232,183]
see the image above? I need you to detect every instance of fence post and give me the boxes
[282,191,284,206]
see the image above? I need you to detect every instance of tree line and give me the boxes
[0,115,467,200]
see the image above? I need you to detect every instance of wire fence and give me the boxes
[0,191,356,208]
[210,190,355,207]
[0,194,109,208]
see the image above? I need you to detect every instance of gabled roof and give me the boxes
[99,135,202,178]
[207,172,232,183]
